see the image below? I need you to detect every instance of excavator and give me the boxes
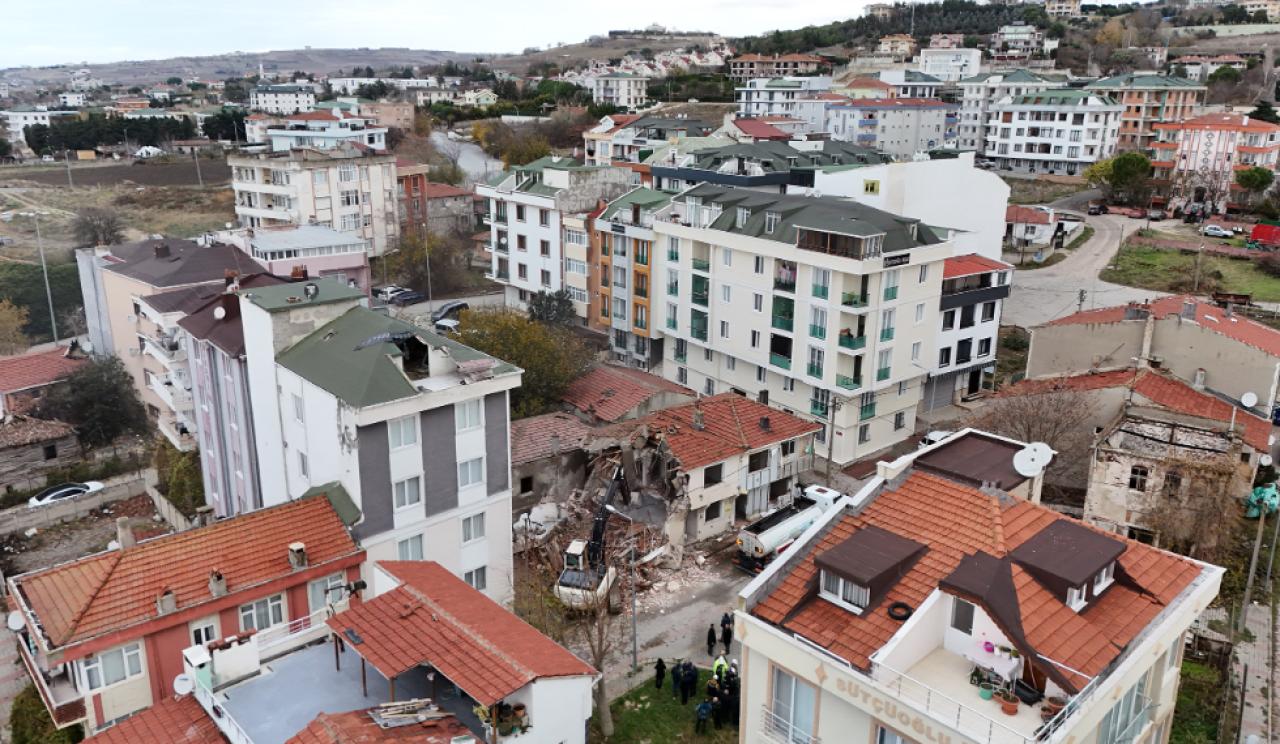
[552,465,628,613]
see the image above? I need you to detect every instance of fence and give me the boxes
[0,470,150,536]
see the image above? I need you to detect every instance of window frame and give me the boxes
[238,594,285,632]
[397,534,424,560]
[394,476,422,510]
[83,642,144,691]
[458,457,485,489]
[462,512,486,543]
[455,399,483,432]
[388,415,418,449]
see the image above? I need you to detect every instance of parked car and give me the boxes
[373,285,408,303]
[28,481,105,508]
[1202,224,1233,238]
[431,300,469,323]
[918,431,955,449]
[1087,203,1108,215]
[389,290,425,306]
[434,318,460,335]
[1147,209,1167,221]
[975,159,996,170]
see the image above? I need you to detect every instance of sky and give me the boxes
[3,0,868,69]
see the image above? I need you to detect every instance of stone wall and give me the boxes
[0,434,83,492]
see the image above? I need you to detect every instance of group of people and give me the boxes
[650,611,741,735]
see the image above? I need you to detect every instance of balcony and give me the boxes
[841,292,868,308]
[883,285,899,301]
[860,402,876,420]
[675,348,687,362]
[770,352,791,370]
[691,323,708,342]
[812,284,829,300]
[635,285,648,299]
[880,327,895,342]
[494,241,508,254]
[806,362,823,378]
[691,257,711,272]
[668,282,678,296]
[774,277,796,293]
[877,367,891,381]
[772,314,794,332]
[810,399,829,417]
[809,323,826,339]
[859,118,877,128]
[16,636,85,729]
[667,248,679,261]
[760,705,821,744]
[158,414,197,451]
[692,289,709,307]
[142,332,186,366]
[838,333,866,350]
[149,374,193,414]
[666,317,677,330]
[837,374,861,390]
[495,269,509,280]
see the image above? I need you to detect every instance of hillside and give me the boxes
[486,33,723,75]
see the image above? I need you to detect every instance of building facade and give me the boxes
[917,48,983,83]
[248,84,317,115]
[728,54,826,82]
[922,254,1012,411]
[1150,113,1280,213]
[591,188,672,369]
[737,76,834,118]
[825,98,957,157]
[957,69,1068,151]
[1086,73,1206,151]
[984,90,1122,175]
[588,73,649,110]
[265,110,387,153]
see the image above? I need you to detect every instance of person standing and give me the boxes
[695,699,711,734]
[680,662,695,705]
[713,654,728,679]
[654,658,666,690]
[711,695,723,730]
[721,617,734,655]
[671,659,682,699]
[706,623,717,657]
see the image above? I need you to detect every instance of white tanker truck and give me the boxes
[733,484,843,573]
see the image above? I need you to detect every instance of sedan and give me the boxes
[1202,224,1233,238]
[372,285,408,303]
[1147,209,1167,221]
[389,290,425,306]
[29,481,105,508]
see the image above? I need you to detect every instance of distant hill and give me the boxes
[486,33,723,75]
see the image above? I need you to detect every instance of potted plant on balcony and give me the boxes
[978,682,995,701]
[1044,695,1067,715]
[996,689,1019,716]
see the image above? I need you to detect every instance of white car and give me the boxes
[28,481,105,508]
[372,285,408,303]
[1202,224,1233,238]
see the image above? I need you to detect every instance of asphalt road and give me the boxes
[1003,213,1171,328]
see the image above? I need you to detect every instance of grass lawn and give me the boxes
[1001,176,1085,205]
[1066,225,1094,251]
[1169,661,1225,744]
[1012,252,1067,271]
[1099,246,1280,302]
[591,668,737,743]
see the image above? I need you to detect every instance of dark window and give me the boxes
[950,598,975,634]
[942,310,955,330]
[1162,472,1181,498]
[42,443,57,460]
[1129,465,1149,491]
[748,450,770,473]
[705,500,722,521]
[939,347,952,367]
[959,305,976,329]
[704,463,723,486]
[519,475,534,494]
[781,440,796,457]
[982,301,996,321]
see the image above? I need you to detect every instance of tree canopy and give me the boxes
[38,356,148,447]
[0,299,29,355]
[1084,152,1152,204]
[0,262,83,343]
[1249,101,1280,124]
[1235,166,1274,203]
[25,113,196,153]
[72,208,124,248]
[455,309,591,418]
[527,290,577,326]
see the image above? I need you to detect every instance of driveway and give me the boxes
[1004,214,1171,328]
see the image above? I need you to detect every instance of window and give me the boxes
[878,726,909,744]
[770,667,816,743]
[340,190,359,207]
[42,443,56,460]
[308,573,344,613]
[911,341,921,362]
[726,356,736,371]
[239,594,285,632]
[819,569,871,611]
[863,179,880,195]
[84,643,143,690]
[397,534,424,560]
[1128,465,1149,491]
[538,208,549,226]
[764,212,779,234]
[951,598,975,634]
[541,269,551,287]
[918,264,928,283]
[455,399,482,432]
[722,247,732,266]
[1094,561,1115,593]
[565,258,587,275]
[704,378,715,395]
[942,310,955,330]
[720,320,729,338]
[465,566,487,590]
[1163,472,1182,498]
[394,477,421,509]
[704,463,723,486]
[894,411,906,430]
[750,330,760,348]
[292,394,304,422]
[783,377,795,392]
[982,301,996,322]
[753,293,764,312]
[859,423,870,443]
[705,499,722,522]
[338,164,356,182]
[298,451,309,478]
[915,302,925,324]
[462,513,486,542]
[736,207,750,227]
[539,240,550,257]
[721,284,731,303]
[517,234,527,252]
[1066,585,1087,611]
[978,338,992,357]
[756,365,766,383]
[515,204,525,221]
[939,347,952,367]
[191,619,217,647]
[389,415,417,448]
[517,264,528,280]
[754,255,765,274]
[458,457,485,488]
[1096,670,1150,744]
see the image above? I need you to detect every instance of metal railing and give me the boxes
[806,362,823,378]
[760,705,821,744]
[880,328,895,342]
[809,323,826,339]
[257,603,343,656]
[837,374,861,390]
[691,257,711,272]
[773,314,794,332]
[839,334,866,350]
[841,292,868,308]
[194,674,255,744]
[15,637,85,728]
[883,286,899,301]
[876,367,891,381]
[770,352,791,370]
[872,662,1051,744]
[860,403,876,420]
[774,278,796,293]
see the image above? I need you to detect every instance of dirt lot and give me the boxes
[0,159,230,188]
[0,494,170,577]
[1002,175,1088,205]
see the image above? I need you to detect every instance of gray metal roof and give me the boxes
[103,240,262,289]
[248,225,366,252]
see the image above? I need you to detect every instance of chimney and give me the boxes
[1181,300,1196,320]
[288,541,308,569]
[156,588,177,615]
[291,265,309,280]
[692,405,705,431]
[209,570,228,597]
[153,241,170,259]
[224,269,241,291]
[116,517,135,550]
[759,415,771,431]
[631,203,641,224]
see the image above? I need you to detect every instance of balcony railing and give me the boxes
[692,324,708,341]
[812,284,829,299]
[668,249,679,261]
[774,278,796,293]
[806,362,823,378]
[860,403,876,420]
[761,705,821,744]
[809,323,826,339]
[880,327,895,342]
[837,374,861,390]
[675,349,687,362]
[691,257,711,272]
[16,637,85,729]
[668,282,678,296]
[770,352,791,370]
[810,400,829,417]
[772,314,794,332]
[841,292,868,308]
[884,286,899,301]
[839,334,866,350]
[692,290,709,306]
[667,317,677,330]
[877,367,891,381]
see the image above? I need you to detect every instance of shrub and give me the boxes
[10,684,82,744]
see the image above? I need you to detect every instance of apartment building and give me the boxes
[582,114,719,166]
[1150,113,1280,213]
[649,184,953,464]
[728,53,826,82]
[8,497,364,736]
[248,84,316,115]
[1046,0,1082,16]
[826,98,957,157]
[921,254,1012,410]
[918,48,983,83]
[648,140,887,194]
[213,225,372,292]
[228,145,400,256]
[395,161,475,238]
[477,155,630,316]
[1171,54,1247,83]
[928,33,966,49]
[57,91,86,108]
[590,188,672,368]
[984,90,1122,175]
[877,34,917,58]
[1,106,78,146]
[563,213,593,320]
[991,22,1048,61]
[737,76,834,118]
[1085,73,1206,151]
[263,109,387,152]
[358,100,414,130]
[240,279,522,602]
[957,69,1068,151]
[588,73,650,110]
[737,428,1222,744]
[877,69,944,99]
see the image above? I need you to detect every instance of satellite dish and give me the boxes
[1027,442,1054,463]
[1013,448,1045,478]
[7,611,24,632]
[173,674,194,696]
[1242,392,1259,409]
[1263,455,1274,468]
[213,306,227,320]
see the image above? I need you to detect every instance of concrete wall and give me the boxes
[1151,316,1280,407]
[0,471,149,536]
[1027,321,1146,379]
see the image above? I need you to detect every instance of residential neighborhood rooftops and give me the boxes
[326,561,596,707]
[827,97,952,109]
[1007,90,1118,106]
[246,224,367,253]
[0,345,88,395]
[943,253,1013,279]
[510,412,594,466]
[243,276,365,313]
[599,188,675,221]
[101,239,262,288]
[1044,295,1280,358]
[1004,204,1052,225]
[288,708,474,744]
[1086,72,1207,90]
[959,69,1061,84]
[667,140,887,176]
[81,694,223,744]
[178,276,288,357]
[562,363,692,422]
[1152,112,1280,133]
[9,497,362,654]
[729,117,791,140]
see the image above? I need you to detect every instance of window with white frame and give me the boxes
[84,643,143,690]
[915,302,925,324]
[292,394,304,422]
[918,264,929,283]
[239,594,285,632]
[1094,561,1116,593]
[458,457,485,488]
[462,512,486,542]
[397,534,424,560]
[1096,671,1150,744]
[394,476,421,509]
[754,255,765,274]
[389,415,417,449]
[770,666,816,743]
[565,258,588,274]
[455,399,482,432]
[1066,584,1087,611]
[950,597,975,634]
[191,619,218,647]
[722,247,732,266]
[465,566,487,590]
[753,293,764,312]
[298,451,309,479]
[819,569,870,612]
[308,572,345,613]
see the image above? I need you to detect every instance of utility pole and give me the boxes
[63,149,73,187]
[823,396,847,486]
[1193,244,1203,292]
[1238,509,1268,634]
[192,149,204,187]
[22,212,58,342]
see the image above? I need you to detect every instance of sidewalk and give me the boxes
[1234,595,1276,743]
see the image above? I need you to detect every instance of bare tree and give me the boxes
[966,387,1097,497]
[570,579,624,736]
[1143,456,1246,562]
[59,306,87,338]
[72,208,124,247]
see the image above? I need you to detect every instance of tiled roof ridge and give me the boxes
[53,552,123,646]
[398,580,537,684]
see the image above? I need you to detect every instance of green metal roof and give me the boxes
[243,278,365,313]
[1008,90,1117,106]
[1087,73,1206,90]
[601,188,673,220]
[302,482,361,526]
[959,69,1059,85]
[276,306,517,408]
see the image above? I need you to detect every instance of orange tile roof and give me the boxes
[327,561,595,707]
[288,709,475,744]
[1152,113,1280,134]
[843,77,893,90]
[634,393,822,471]
[422,182,471,199]
[0,414,75,448]
[82,694,224,744]
[1047,295,1280,357]
[13,497,361,653]
[510,412,594,465]
[1005,204,1051,225]
[732,118,792,140]
[943,253,1013,279]
[752,470,1201,692]
[562,364,692,423]
[0,346,89,394]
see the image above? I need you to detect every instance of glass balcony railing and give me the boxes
[841,292,868,308]
[692,290,708,306]
[881,327,895,342]
[770,352,791,370]
[837,374,861,390]
[810,400,829,417]
[675,349,687,362]
[884,286,899,301]
[806,362,823,378]
[668,249,679,261]
[812,284,829,299]
[692,257,710,272]
[667,282,678,296]
[692,324,708,341]
[772,314,794,332]
[839,334,866,350]
[774,278,796,293]
[860,403,876,420]
[809,323,826,339]
[877,367,891,381]
[666,317,677,330]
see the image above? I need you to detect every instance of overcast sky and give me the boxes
[4,1,867,69]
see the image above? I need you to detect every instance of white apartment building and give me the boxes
[561,214,593,321]
[265,110,387,152]
[240,279,522,603]
[248,84,317,115]
[877,69,944,98]
[477,155,630,315]
[825,99,957,158]
[1046,0,1082,16]
[328,77,440,95]
[649,184,953,464]
[56,92,86,108]
[1151,113,1280,213]
[985,90,1122,175]
[992,22,1047,58]
[957,69,1068,151]
[228,145,400,256]
[737,428,1222,744]
[918,48,983,83]
[738,76,834,118]
[923,254,1012,410]
[1,106,78,146]
[588,73,650,110]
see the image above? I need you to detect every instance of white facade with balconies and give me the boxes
[983,90,1121,175]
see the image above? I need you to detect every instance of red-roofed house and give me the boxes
[738,427,1221,744]
[729,53,825,82]
[1150,112,1280,212]
[8,496,364,735]
[81,694,224,744]
[0,414,81,491]
[724,116,792,142]
[0,342,89,415]
[509,411,592,514]
[562,363,694,424]
[1029,295,1280,412]
[1004,204,1065,252]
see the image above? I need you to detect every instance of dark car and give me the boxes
[431,300,469,323]
[388,290,425,306]
[1087,203,1108,215]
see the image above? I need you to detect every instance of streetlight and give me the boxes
[603,503,638,673]
[18,211,58,342]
